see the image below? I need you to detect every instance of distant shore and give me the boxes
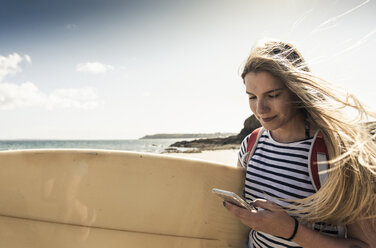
[140,132,236,139]
[164,149,239,167]
[163,134,242,154]
[141,132,242,154]
[162,143,239,154]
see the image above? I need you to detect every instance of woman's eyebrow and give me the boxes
[246,88,284,95]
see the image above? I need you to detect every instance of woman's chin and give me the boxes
[260,121,277,131]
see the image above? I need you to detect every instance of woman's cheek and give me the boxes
[249,102,257,114]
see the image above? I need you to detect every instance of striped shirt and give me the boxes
[238,129,343,248]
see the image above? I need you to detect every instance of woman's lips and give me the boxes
[261,116,276,122]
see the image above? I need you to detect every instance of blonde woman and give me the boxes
[224,41,376,247]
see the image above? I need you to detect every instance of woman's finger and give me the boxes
[253,199,282,212]
[224,201,254,218]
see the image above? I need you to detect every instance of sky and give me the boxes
[0,0,375,139]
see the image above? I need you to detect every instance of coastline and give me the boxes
[164,149,239,167]
[0,138,241,167]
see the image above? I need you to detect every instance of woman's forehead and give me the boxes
[244,71,285,93]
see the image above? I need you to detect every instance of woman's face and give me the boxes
[244,71,302,133]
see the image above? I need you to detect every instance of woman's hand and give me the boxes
[224,199,296,240]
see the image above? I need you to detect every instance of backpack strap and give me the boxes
[308,129,330,191]
[242,127,264,168]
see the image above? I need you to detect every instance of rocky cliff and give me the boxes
[166,115,261,152]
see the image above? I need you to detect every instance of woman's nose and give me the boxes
[256,99,269,114]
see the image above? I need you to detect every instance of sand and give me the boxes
[164,149,239,167]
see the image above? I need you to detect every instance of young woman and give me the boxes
[224,41,376,247]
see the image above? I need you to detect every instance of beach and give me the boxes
[0,139,241,167]
[164,149,239,167]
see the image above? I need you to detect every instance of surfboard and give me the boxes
[0,149,249,247]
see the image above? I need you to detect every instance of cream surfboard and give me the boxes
[0,149,249,248]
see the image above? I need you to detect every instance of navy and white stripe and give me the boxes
[238,130,341,248]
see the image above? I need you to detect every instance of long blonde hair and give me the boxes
[241,40,376,226]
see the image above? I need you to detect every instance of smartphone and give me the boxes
[212,188,256,211]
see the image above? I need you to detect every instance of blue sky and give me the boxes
[1,0,375,139]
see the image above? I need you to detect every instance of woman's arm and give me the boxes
[224,199,373,248]
[293,221,370,248]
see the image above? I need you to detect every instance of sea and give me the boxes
[0,139,189,154]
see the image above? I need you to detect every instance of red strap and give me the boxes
[310,132,329,190]
[247,128,262,153]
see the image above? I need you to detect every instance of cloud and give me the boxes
[0,82,44,109]
[76,62,114,74]
[0,53,100,110]
[0,82,99,110]
[24,55,32,64]
[0,53,32,82]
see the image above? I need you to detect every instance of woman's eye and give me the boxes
[268,93,280,98]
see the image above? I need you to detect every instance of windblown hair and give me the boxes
[241,40,376,227]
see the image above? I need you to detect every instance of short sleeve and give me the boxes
[238,134,251,168]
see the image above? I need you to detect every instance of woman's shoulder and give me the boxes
[240,128,265,146]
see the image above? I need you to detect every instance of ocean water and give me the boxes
[0,139,187,154]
